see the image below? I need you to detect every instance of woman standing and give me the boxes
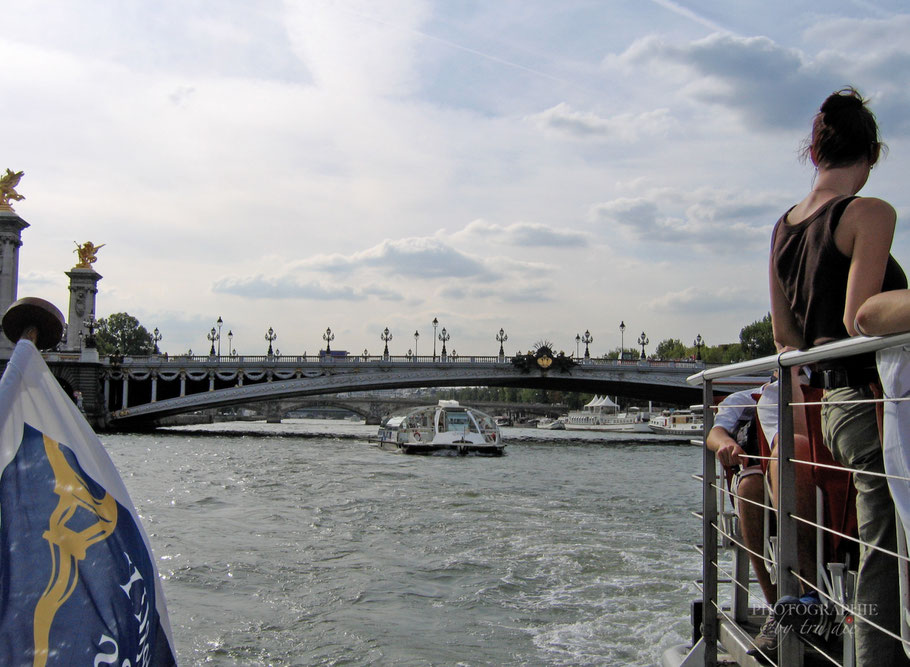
[769,87,907,664]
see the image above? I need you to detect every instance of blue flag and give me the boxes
[0,339,177,666]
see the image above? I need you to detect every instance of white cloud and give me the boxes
[610,32,838,129]
[212,276,372,301]
[529,103,674,142]
[646,285,766,315]
[282,0,430,96]
[590,188,780,252]
[454,219,589,247]
[296,237,493,279]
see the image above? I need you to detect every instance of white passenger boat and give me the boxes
[536,417,565,430]
[373,400,504,456]
[648,409,703,436]
[563,396,650,432]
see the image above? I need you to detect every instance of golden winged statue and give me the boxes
[0,168,25,211]
[74,241,105,269]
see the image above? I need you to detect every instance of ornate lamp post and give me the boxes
[575,333,581,359]
[581,330,593,361]
[265,327,277,356]
[363,348,369,361]
[620,321,626,359]
[407,348,412,361]
[496,328,508,362]
[381,327,393,360]
[227,330,233,357]
[638,331,649,359]
[152,327,162,355]
[323,327,334,354]
[439,327,450,360]
[414,330,419,361]
[216,316,223,356]
[693,333,704,361]
[207,327,218,356]
[83,315,97,349]
[432,317,438,361]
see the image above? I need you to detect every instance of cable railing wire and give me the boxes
[688,332,910,666]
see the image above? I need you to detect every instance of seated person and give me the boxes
[708,378,817,654]
[707,387,776,604]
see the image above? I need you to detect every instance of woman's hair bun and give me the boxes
[820,88,864,117]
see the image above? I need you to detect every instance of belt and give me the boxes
[807,365,877,390]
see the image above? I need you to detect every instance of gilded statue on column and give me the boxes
[0,169,25,212]
[74,241,105,269]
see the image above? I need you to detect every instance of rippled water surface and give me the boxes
[104,420,702,666]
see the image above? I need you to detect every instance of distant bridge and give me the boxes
[90,352,709,428]
[32,350,748,430]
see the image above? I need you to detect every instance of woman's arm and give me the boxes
[836,197,897,336]
[855,289,910,336]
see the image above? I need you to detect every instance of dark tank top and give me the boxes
[771,195,907,347]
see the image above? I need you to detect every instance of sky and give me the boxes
[4,0,910,359]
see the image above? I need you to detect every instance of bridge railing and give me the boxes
[94,353,706,368]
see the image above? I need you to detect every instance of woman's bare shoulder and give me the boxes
[845,196,896,224]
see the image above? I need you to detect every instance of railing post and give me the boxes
[702,378,718,666]
[777,364,803,664]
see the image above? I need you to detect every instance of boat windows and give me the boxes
[445,410,476,433]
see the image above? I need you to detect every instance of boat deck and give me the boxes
[718,613,838,666]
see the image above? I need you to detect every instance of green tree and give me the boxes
[740,313,775,359]
[654,338,688,360]
[95,312,154,355]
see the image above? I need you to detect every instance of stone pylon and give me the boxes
[0,210,30,359]
[65,267,102,351]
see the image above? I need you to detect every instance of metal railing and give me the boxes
[50,350,705,368]
[684,331,910,666]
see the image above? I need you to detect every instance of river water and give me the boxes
[104,420,703,666]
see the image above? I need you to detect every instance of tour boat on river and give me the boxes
[648,409,704,436]
[563,396,650,432]
[374,400,504,456]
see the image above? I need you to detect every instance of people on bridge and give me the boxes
[769,86,908,665]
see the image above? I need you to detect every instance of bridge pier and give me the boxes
[365,403,386,425]
[0,211,29,360]
[64,266,101,351]
[264,403,283,424]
